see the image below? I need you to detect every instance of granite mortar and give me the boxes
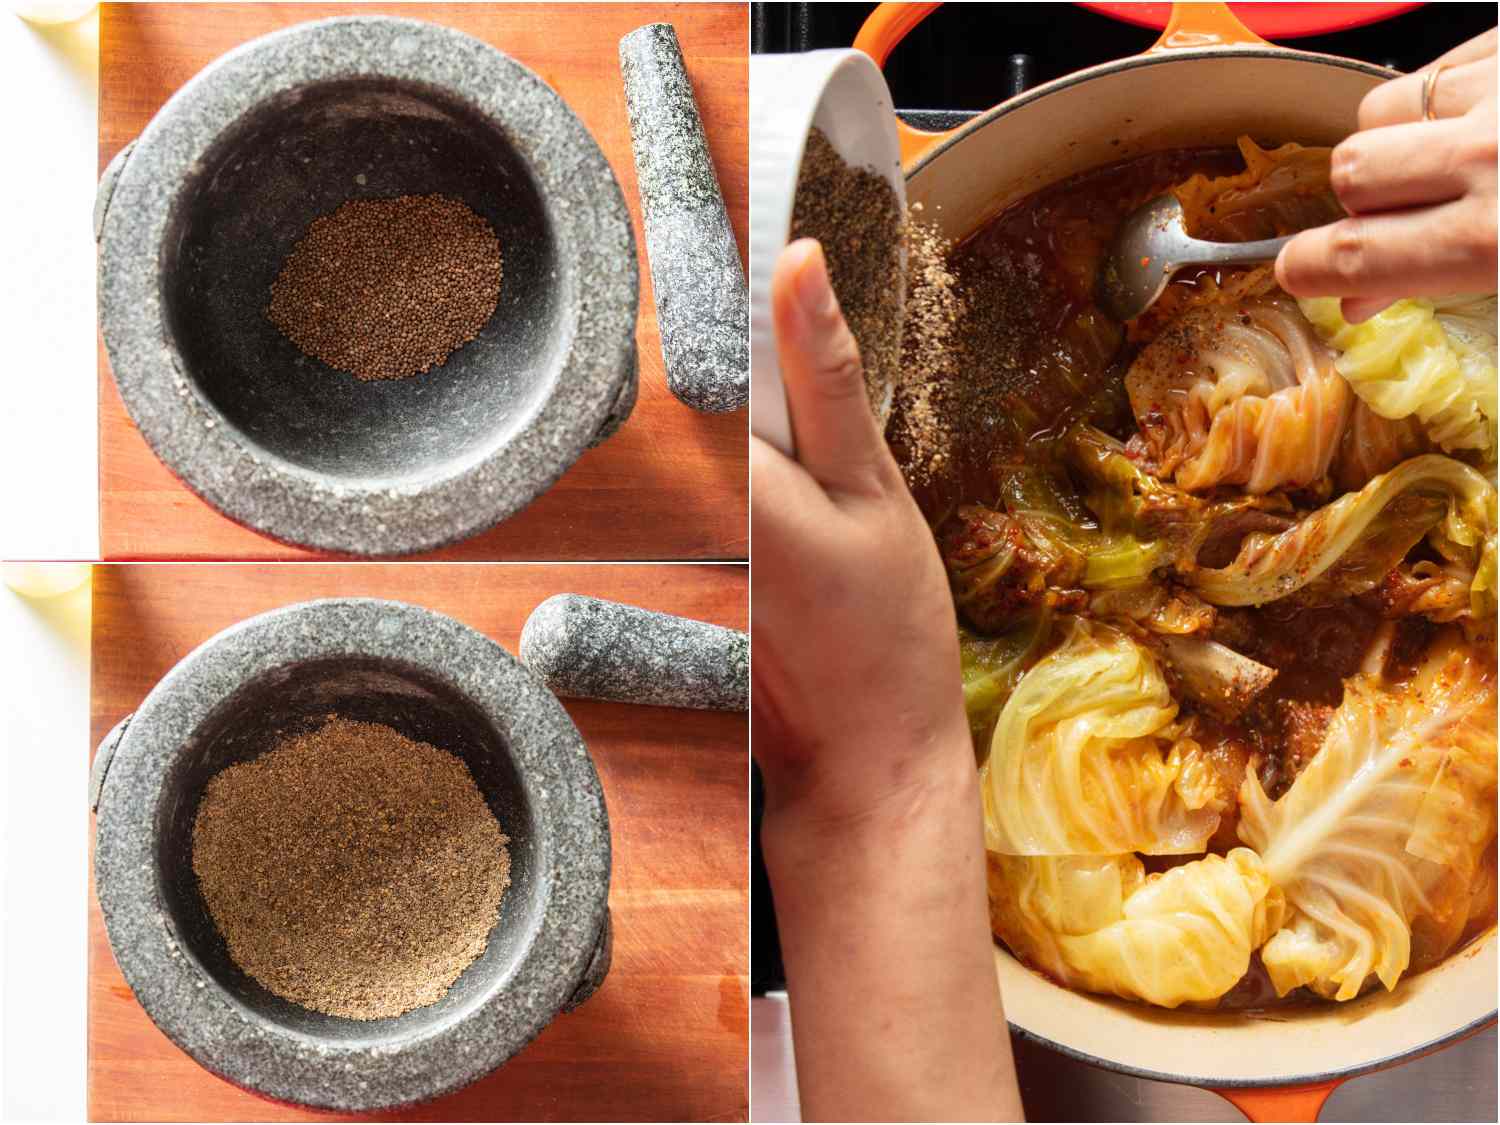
[91,599,612,1111]
[96,17,639,556]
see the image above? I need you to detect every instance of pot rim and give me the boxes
[1006,988,1497,1089]
[900,43,1498,1090]
[93,597,611,1111]
[97,16,639,557]
[907,45,1397,180]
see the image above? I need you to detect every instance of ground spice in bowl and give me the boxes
[267,194,504,382]
[191,716,511,1021]
[790,128,905,421]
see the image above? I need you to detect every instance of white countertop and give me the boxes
[0,572,91,1122]
[1,9,100,561]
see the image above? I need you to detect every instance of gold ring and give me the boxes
[1421,64,1448,121]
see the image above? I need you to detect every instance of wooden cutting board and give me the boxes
[97,3,748,561]
[88,563,749,1122]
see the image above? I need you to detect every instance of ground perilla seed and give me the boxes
[191,717,511,1021]
[790,128,905,419]
[267,194,503,382]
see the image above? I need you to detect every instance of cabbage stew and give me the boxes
[895,140,1499,1012]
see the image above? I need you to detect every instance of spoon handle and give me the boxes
[1182,232,1295,268]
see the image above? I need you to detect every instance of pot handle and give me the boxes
[852,1,1270,166]
[1214,1080,1341,1122]
[90,712,133,815]
[1149,2,1268,53]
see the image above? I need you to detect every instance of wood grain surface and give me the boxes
[88,563,748,1122]
[97,3,748,561]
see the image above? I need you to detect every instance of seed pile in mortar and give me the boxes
[191,716,511,1021]
[790,128,904,418]
[267,194,503,382]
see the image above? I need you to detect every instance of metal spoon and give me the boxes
[1096,193,1294,322]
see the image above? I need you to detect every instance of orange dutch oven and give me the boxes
[851,2,1497,1120]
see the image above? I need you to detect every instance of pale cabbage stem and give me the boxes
[1256,694,1480,889]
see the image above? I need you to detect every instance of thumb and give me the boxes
[771,239,895,497]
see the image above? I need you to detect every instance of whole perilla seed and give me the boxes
[266,194,504,382]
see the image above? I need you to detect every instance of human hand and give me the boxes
[1277,28,1498,322]
[751,237,1019,1123]
[751,238,973,833]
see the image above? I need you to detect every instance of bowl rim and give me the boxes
[97,15,639,556]
[92,598,611,1111]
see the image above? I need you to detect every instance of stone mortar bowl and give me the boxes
[95,16,639,556]
[90,599,612,1111]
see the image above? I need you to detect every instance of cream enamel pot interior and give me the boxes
[853,3,1497,1121]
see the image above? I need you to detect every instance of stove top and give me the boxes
[752,2,1495,131]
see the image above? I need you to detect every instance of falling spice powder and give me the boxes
[191,716,511,1021]
[790,128,905,418]
[267,194,503,382]
[888,210,966,486]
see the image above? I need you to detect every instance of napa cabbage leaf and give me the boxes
[960,614,1053,764]
[987,848,1285,1008]
[1238,632,1498,1000]
[942,504,1087,633]
[980,619,1224,856]
[1299,295,1497,462]
[1375,560,1479,623]
[1087,584,1216,635]
[1335,399,1429,492]
[1174,137,1342,243]
[1067,425,1298,561]
[1187,454,1496,613]
[993,460,1180,590]
[941,459,1171,630]
[1125,295,1351,494]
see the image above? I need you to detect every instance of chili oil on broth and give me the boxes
[891,144,1499,1013]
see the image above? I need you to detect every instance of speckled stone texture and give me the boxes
[520,594,749,711]
[619,23,748,414]
[590,341,639,448]
[96,17,639,556]
[92,599,612,1111]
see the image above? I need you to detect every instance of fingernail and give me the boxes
[1342,297,1392,324]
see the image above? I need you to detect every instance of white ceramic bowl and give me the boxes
[749,49,906,455]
